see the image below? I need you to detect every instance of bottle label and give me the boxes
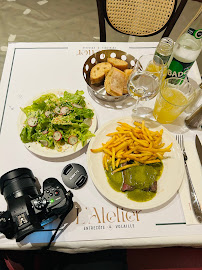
[166,57,194,79]
[187,28,202,39]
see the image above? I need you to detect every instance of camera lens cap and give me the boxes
[61,163,88,189]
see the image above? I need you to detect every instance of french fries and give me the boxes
[91,121,172,172]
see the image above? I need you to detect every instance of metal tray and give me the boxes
[83,49,136,102]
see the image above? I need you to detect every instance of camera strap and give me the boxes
[41,210,69,251]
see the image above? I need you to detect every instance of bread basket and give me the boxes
[83,50,136,102]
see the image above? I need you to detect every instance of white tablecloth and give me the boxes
[0,42,201,253]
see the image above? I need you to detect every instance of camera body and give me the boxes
[0,168,73,242]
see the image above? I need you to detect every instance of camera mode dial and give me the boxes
[33,197,47,210]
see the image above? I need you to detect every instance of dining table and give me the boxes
[0,41,201,254]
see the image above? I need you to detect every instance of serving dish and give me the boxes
[18,89,97,158]
[87,116,185,210]
[83,49,136,102]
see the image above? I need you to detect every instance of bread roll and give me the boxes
[107,58,128,71]
[90,62,112,84]
[104,67,126,96]
[123,69,133,94]
[124,69,133,78]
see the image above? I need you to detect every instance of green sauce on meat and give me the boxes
[105,166,123,192]
[105,162,163,202]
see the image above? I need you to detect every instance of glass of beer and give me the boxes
[153,77,196,124]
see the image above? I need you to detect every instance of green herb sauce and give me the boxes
[105,162,163,202]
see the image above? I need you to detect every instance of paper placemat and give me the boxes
[0,42,202,249]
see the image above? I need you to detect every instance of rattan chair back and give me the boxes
[106,0,175,36]
[96,0,188,41]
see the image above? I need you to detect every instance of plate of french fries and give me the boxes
[87,116,185,210]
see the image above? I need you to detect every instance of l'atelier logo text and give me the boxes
[77,46,117,56]
[76,206,141,225]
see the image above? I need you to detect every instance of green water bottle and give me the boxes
[167,13,202,79]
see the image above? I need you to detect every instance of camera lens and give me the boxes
[0,168,39,200]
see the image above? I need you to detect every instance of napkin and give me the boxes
[179,137,202,224]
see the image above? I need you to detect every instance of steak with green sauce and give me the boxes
[121,164,161,193]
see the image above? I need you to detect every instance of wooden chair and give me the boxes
[96,0,188,41]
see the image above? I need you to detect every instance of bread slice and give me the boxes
[123,69,133,94]
[90,62,112,84]
[124,69,133,78]
[104,67,126,96]
[107,58,128,71]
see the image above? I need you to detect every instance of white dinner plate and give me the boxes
[87,116,185,210]
[18,89,97,158]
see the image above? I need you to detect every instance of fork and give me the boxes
[176,134,202,223]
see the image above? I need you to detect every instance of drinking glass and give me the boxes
[153,77,196,124]
[127,54,164,114]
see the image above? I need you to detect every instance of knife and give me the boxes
[196,135,202,165]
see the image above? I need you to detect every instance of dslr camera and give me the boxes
[0,168,73,242]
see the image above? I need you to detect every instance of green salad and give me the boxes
[20,90,95,152]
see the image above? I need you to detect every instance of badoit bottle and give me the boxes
[167,13,202,79]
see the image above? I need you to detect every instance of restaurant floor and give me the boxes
[0,0,202,269]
